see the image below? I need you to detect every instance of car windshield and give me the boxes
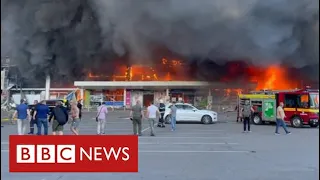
[168,104,191,109]
[195,106,204,110]
[182,105,193,110]
[309,93,319,108]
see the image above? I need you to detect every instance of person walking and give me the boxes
[33,100,50,135]
[170,101,177,131]
[49,101,69,135]
[275,102,291,135]
[157,99,166,128]
[96,102,108,135]
[146,101,160,136]
[242,100,254,133]
[13,99,30,135]
[77,99,83,120]
[9,99,17,125]
[28,100,39,134]
[70,101,81,135]
[130,100,144,136]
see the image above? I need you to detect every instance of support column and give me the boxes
[45,75,51,100]
[84,90,90,110]
[207,89,212,110]
[165,88,170,103]
[100,92,103,105]
[123,89,126,107]
[80,88,84,101]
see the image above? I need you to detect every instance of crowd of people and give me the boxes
[11,97,178,136]
[235,100,291,134]
[128,100,177,136]
[11,98,291,136]
[13,99,82,135]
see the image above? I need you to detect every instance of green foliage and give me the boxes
[198,98,208,109]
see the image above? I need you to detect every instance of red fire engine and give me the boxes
[237,86,319,128]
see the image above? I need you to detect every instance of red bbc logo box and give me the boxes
[9,135,138,172]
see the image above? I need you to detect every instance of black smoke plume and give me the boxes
[1,0,319,86]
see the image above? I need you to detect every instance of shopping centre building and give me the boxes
[73,80,256,109]
[2,58,256,109]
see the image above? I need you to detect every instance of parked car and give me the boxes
[28,99,69,114]
[163,103,218,124]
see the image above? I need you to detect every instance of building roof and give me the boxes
[9,88,77,91]
[74,81,256,89]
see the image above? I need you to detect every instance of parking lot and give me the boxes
[1,111,319,180]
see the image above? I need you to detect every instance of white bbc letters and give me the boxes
[16,144,76,163]
[17,145,35,163]
[36,145,55,163]
[57,145,76,163]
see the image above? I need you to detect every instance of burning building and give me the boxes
[1,0,319,108]
[73,56,315,108]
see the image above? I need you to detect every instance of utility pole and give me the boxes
[20,79,23,97]
[2,57,20,103]
[1,57,11,105]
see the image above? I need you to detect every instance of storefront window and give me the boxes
[105,89,124,102]
[310,93,319,108]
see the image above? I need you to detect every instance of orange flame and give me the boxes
[254,65,298,90]
[87,59,298,91]
[88,58,183,81]
[225,89,231,96]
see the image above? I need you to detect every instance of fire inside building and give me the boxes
[75,58,253,109]
[72,58,317,109]
[1,57,318,110]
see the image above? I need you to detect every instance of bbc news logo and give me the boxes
[17,145,76,163]
[9,135,138,172]
[17,145,129,163]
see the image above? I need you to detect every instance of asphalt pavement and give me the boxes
[1,111,319,180]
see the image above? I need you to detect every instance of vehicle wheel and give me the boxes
[252,115,262,125]
[291,116,303,128]
[165,115,171,124]
[201,115,212,124]
[310,123,318,128]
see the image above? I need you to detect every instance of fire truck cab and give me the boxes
[237,86,319,128]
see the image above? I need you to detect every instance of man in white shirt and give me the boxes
[146,101,160,136]
[275,102,291,135]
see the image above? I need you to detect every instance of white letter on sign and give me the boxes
[37,145,55,163]
[16,145,35,163]
[57,145,76,163]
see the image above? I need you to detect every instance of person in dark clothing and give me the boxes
[65,100,71,112]
[49,101,69,135]
[157,99,166,128]
[77,99,83,120]
[242,100,254,133]
[28,100,39,134]
[33,100,50,135]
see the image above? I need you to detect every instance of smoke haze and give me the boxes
[1,0,319,84]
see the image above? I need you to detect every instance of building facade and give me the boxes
[74,81,256,109]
